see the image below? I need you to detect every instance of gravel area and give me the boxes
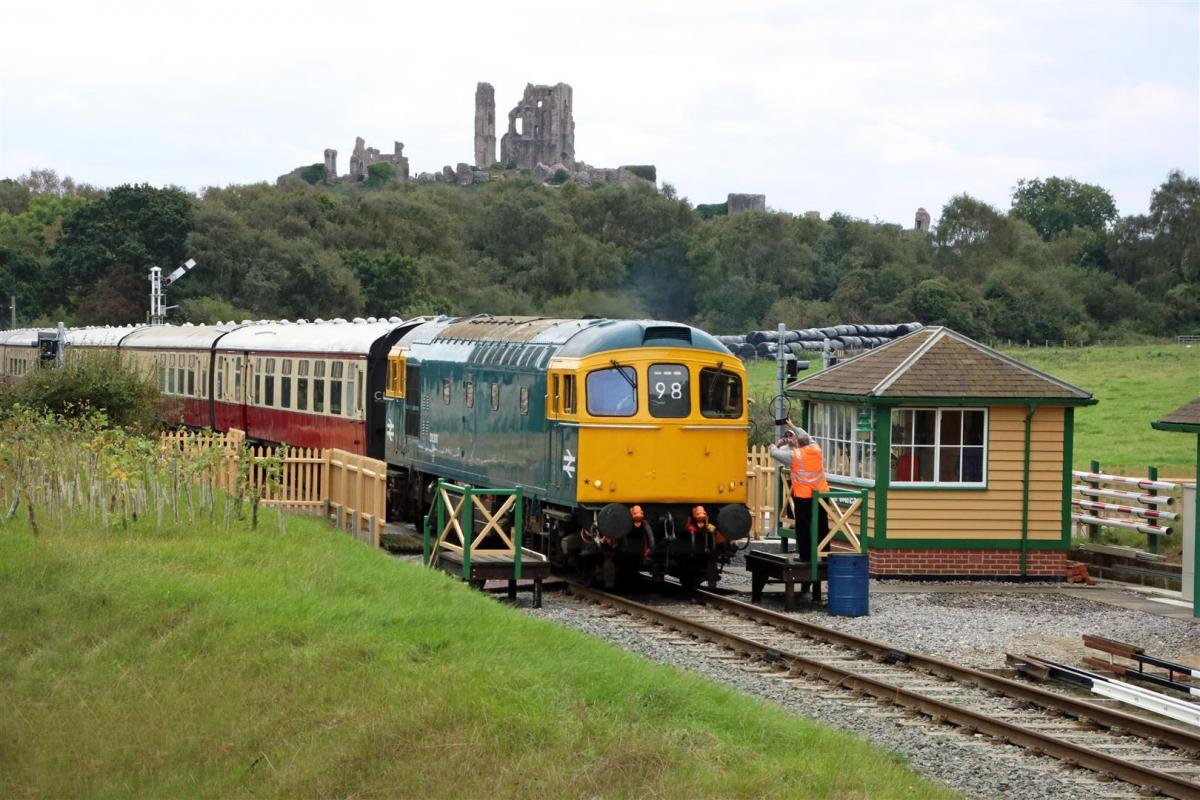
[525,594,1145,800]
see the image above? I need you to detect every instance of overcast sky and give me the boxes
[2,1,1196,226]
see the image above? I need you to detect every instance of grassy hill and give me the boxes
[0,511,957,799]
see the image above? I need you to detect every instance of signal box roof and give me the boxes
[787,326,1094,404]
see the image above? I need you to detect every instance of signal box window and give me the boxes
[699,368,742,419]
[648,364,689,418]
[587,366,637,417]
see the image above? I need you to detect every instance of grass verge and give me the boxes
[0,512,958,799]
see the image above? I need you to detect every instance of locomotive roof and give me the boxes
[215,319,408,355]
[65,326,143,347]
[402,315,731,360]
[121,323,240,350]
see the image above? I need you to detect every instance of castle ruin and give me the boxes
[728,193,766,214]
[474,83,497,168]
[498,83,575,171]
[348,137,409,182]
[914,207,931,232]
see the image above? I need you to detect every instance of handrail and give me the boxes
[423,480,526,580]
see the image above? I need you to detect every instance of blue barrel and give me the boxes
[827,553,869,617]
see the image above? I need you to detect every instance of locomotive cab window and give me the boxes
[586,366,637,417]
[648,364,690,418]
[699,367,743,419]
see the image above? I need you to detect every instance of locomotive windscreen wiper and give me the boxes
[707,360,726,408]
[609,359,638,390]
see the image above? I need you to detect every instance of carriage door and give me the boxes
[547,371,578,496]
[236,354,250,432]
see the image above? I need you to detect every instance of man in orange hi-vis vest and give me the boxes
[770,417,829,558]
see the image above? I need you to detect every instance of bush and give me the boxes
[549,168,570,185]
[622,165,657,182]
[364,162,396,189]
[696,202,728,220]
[298,164,325,185]
[0,351,160,434]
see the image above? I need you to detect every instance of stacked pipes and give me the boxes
[714,322,925,360]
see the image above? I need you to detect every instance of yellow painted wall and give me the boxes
[885,405,1065,542]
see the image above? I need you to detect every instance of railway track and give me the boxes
[564,582,1200,800]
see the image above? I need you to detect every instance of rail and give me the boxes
[423,480,526,580]
[1072,461,1182,554]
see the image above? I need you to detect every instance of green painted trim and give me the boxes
[1194,435,1199,619]
[1061,407,1074,548]
[1020,403,1037,577]
[865,537,1072,551]
[801,399,810,430]
[872,407,891,542]
[1151,421,1200,433]
[889,484,988,492]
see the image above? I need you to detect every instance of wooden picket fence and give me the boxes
[746,446,793,538]
[159,429,387,546]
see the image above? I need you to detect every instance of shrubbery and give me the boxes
[622,164,657,182]
[0,352,159,434]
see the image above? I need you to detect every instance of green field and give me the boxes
[0,512,957,799]
[749,344,1199,467]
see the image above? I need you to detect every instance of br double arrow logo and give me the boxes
[562,449,577,479]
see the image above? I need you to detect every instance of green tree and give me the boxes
[1010,177,1117,241]
[364,162,396,189]
[51,184,194,323]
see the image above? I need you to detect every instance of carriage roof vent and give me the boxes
[643,325,692,345]
[366,316,378,323]
[314,318,325,324]
[389,316,401,323]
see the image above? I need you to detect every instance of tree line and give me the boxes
[0,166,1196,340]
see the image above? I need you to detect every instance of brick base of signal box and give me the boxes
[869,548,1067,580]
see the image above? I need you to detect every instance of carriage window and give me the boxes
[168,368,176,394]
[313,361,325,413]
[465,381,475,408]
[699,368,743,419]
[357,367,365,412]
[586,366,637,417]
[254,374,261,405]
[297,360,309,411]
[188,369,195,396]
[442,378,452,405]
[490,383,500,411]
[648,364,690,418]
[330,362,343,415]
[177,368,185,396]
[234,357,242,401]
[264,359,275,407]
[159,366,167,392]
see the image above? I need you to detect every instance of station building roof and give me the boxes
[1151,397,1200,434]
[786,326,1094,404]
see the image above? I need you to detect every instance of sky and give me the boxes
[2,0,1197,226]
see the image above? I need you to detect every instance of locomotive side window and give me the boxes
[281,359,292,408]
[330,362,343,416]
[465,380,475,409]
[586,366,637,417]
[550,374,559,414]
[699,367,743,419]
[490,382,500,411]
[297,360,309,412]
[386,355,405,398]
[519,386,529,416]
[563,375,577,414]
[264,358,275,407]
[648,364,690,418]
[442,378,451,405]
[313,361,325,414]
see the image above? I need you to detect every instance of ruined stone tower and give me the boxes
[914,207,931,232]
[474,83,496,168]
[728,193,766,214]
[499,83,575,171]
[323,149,337,182]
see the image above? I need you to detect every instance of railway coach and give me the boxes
[383,315,753,588]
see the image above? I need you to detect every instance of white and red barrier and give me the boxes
[1071,498,1178,523]
[1071,470,1177,492]
[1071,467,1181,544]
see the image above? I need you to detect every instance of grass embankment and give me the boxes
[0,513,957,799]
[748,343,1199,467]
